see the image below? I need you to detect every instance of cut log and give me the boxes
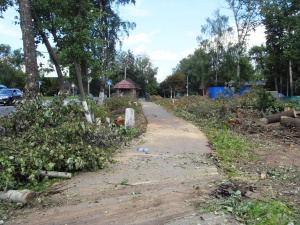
[280,117,300,129]
[264,109,297,124]
[40,171,72,179]
[0,189,36,203]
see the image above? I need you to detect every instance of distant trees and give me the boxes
[161,73,185,98]
[111,51,158,96]
[159,0,300,97]
[260,0,300,96]
[0,44,25,89]
[170,10,254,95]
[1,0,136,101]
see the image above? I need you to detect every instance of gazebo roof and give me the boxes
[114,78,141,89]
[114,80,136,89]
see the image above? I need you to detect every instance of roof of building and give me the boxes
[114,80,136,89]
[114,78,141,89]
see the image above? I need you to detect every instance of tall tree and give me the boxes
[260,0,300,95]
[225,0,261,79]
[18,0,39,96]
[197,9,233,83]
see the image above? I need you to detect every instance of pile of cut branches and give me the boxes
[0,94,144,191]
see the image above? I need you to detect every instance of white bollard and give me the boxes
[125,108,135,127]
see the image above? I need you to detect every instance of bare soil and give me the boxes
[226,108,300,206]
[4,102,300,224]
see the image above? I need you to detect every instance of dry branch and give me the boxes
[40,171,72,179]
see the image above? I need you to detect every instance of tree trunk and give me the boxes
[237,53,241,78]
[280,117,300,130]
[98,78,105,106]
[274,77,278,92]
[19,0,39,96]
[31,11,65,91]
[264,109,297,124]
[289,59,293,96]
[0,189,36,203]
[73,59,93,124]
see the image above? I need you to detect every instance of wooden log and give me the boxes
[280,117,300,129]
[265,109,297,124]
[0,189,36,203]
[40,171,72,179]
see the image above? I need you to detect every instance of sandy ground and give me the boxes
[7,102,236,225]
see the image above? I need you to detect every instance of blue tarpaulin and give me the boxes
[239,87,252,96]
[207,87,235,99]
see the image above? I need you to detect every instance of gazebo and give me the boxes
[113,78,141,98]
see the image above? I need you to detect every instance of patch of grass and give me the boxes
[205,126,255,163]
[245,201,296,225]
[120,179,129,185]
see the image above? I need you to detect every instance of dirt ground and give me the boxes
[226,108,300,207]
[4,102,300,224]
[6,101,237,225]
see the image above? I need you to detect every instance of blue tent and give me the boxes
[0,84,7,89]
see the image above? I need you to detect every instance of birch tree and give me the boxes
[225,0,261,79]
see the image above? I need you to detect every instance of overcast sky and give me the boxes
[0,0,265,82]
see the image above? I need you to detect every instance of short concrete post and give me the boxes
[125,108,135,127]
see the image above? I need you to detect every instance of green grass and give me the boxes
[205,126,255,163]
[245,201,296,225]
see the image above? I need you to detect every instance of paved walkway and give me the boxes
[7,101,236,225]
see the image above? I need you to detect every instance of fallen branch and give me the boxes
[0,189,36,203]
[40,171,72,179]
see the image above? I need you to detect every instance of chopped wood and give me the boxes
[40,171,72,179]
[264,109,297,124]
[0,189,36,203]
[280,117,300,130]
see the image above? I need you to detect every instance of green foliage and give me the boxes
[0,44,25,89]
[254,88,277,113]
[261,0,300,96]
[104,97,141,119]
[239,87,300,114]
[0,94,141,191]
[216,186,296,225]
[206,126,254,163]
[246,201,296,224]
